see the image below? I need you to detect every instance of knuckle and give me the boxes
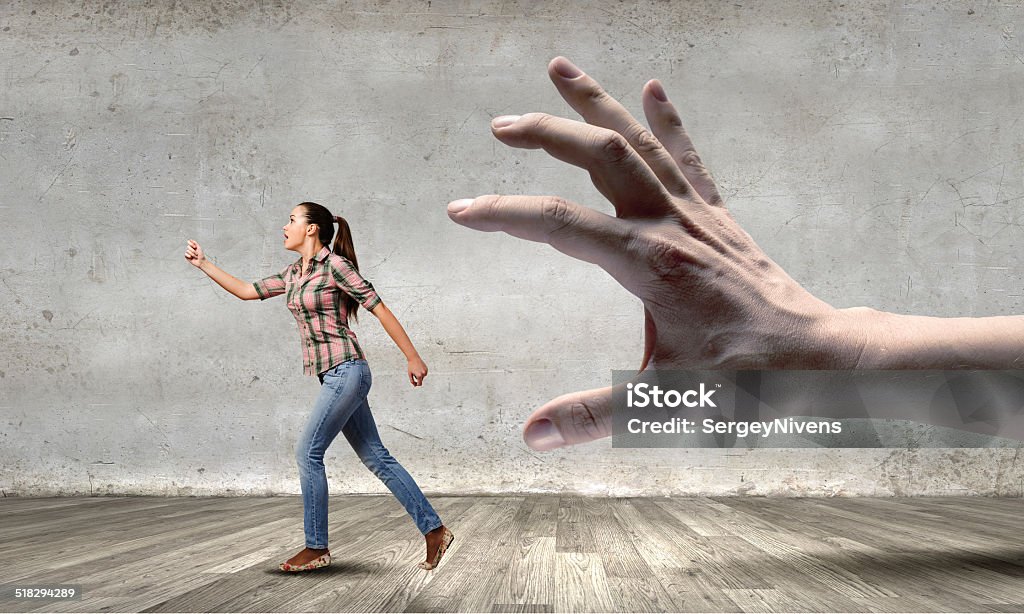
[582,82,610,104]
[484,194,511,218]
[667,178,694,198]
[632,127,664,155]
[643,234,697,279]
[569,400,607,441]
[539,196,578,235]
[467,194,513,230]
[678,149,706,171]
[525,112,553,133]
[599,131,632,164]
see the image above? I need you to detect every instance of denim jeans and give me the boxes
[295,358,442,549]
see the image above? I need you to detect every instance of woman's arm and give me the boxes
[198,259,259,300]
[369,302,429,386]
[185,239,259,300]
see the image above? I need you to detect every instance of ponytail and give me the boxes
[332,215,359,271]
[332,215,361,323]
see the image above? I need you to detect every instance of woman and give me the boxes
[184,201,454,572]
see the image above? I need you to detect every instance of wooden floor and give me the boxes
[1,495,1023,613]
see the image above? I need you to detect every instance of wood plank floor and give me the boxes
[1,495,1023,612]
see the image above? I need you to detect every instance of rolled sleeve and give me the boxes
[330,256,381,311]
[252,266,288,300]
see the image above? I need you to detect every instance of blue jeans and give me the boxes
[295,358,443,549]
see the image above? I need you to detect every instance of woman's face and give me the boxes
[282,206,315,252]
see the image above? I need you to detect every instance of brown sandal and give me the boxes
[418,527,454,570]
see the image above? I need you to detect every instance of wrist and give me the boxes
[685,302,866,370]
[721,266,870,370]
[829,306,943,369]
[759,303,869,369]
[817,306,878,369]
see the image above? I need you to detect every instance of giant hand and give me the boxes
[447,57,867,450]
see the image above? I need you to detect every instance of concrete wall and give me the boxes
[2,0,1023,497]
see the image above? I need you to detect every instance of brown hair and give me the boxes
[297,201,364,322]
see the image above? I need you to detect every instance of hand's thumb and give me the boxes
[522,386,614,451]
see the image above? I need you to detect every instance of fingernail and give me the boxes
[649,79,668,102]
[552,57,582,79]
[447,198,474,214]
[491,115,521,128]
[524,419,565,451]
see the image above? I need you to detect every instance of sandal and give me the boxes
[418,527,454,570]
[279,551,331,572]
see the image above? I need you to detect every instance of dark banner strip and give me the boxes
[611,370,1024,448]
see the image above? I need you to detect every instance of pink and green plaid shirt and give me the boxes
[253,245,382,376]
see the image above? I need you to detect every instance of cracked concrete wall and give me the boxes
[2,0,1023,497]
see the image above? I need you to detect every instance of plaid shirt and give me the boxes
[253,245,382,376]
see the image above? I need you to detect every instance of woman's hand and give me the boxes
[184,239,207,268]
[407,355,428,387]
[369,303,431,385]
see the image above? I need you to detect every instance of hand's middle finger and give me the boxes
[547,56,696,203]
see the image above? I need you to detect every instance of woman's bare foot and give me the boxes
[419,525,454,570]
[284,547,330,567]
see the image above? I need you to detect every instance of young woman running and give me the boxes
[184,201,454,572]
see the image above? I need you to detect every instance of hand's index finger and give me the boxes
[447,194,648,297]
